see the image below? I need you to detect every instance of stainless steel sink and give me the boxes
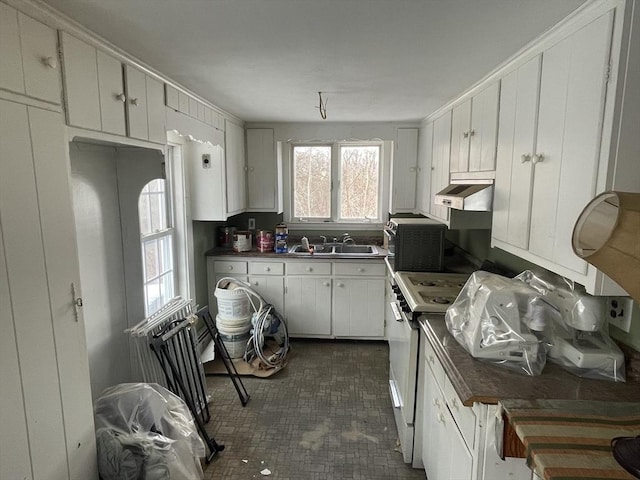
[288,244,378,255]
[333,244,377,254]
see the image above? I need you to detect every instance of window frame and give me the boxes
[287,139,387,228]
[139,174,177,317]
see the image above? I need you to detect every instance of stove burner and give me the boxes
[418,281,436,287]
[432,296,451,305]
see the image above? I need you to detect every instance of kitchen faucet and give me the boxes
[341,233,355,244]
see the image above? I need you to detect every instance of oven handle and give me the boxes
[389,380,401,409]
[390,302,403,322]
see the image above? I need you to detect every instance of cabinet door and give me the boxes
[18,13,60,104]
[450,99,471,173]
[125,64,148,140]
[530,11,613,273]
[391,128,418,212]
[96,51,126,135]
[284,276,332,336]
[422,363,448,480]
[430,111,451,222]
[416,122,433,215]
[249,276,284,317]
[60,32,101,130]
[332,278,385,338]
[246,128,277,210]
[0,4,24,95]
[493,56,541,248]
[225,120,247,216]
[0,100,96,479]
[447,414,474,479]
[469,81,500,172]
[146,75,166,144]
[189,139,226,221]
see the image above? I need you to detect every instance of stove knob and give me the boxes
[395,293,403,300]
[400,301,408,308]
[392,285,400,293]
[401,305,411,313]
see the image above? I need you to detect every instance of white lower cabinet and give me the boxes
[419,330,533,480]
[207,257,386,339]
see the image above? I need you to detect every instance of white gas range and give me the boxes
[387,268,470,466]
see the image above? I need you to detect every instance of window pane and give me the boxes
[293,146,331,218]
[339,145,380,219]
[158,235,173,275]
[145,279,161,316]
[143,239,158,282]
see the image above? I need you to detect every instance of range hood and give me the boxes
[434,181,493,211]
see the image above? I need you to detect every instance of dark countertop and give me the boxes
[204,246,388,260]
[420,316,640,406]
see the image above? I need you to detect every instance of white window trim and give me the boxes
[285,139,391,230]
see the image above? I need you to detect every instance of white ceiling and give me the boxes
[41,0,587,123]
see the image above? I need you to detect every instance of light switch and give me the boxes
[202,153,211,168]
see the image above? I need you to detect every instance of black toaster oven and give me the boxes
[383,217,445,272]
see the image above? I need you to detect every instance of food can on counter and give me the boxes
[257,230,275,252]
[218,226,236,249]
[275,223,288,253]
[233,231,252,252]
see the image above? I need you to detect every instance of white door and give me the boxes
[416,122,433,215]
[530,11,613,273]
[0,100,97,479]
[391,128,419,212]
[284,276,332,336]
[125,64,149,140]
[450,99,471,173]
[225,120,247,216]
[97,50,126,135]
[18,12,60,104]
[332,278,385,337]
[249,276,285,317]
[60,31,101,130]
[246,128,276,210]
[493,55,541,249]
[430,111,451,222]
[469,82,500,172]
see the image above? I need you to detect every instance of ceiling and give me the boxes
[41,0,587,123]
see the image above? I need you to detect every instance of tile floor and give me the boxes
[202,339,425,480]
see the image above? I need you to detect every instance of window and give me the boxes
[139,178,176,316]
[291,142,383,224]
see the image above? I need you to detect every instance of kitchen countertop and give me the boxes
[204,246,388,260]
[419,317,640,406]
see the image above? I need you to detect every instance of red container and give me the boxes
[257,230,274,252]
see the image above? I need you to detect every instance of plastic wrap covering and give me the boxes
[445,271,550,376]
[515,270,625,382]
[94,383,205,480]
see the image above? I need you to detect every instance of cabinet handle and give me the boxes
[469,129,475,136]
[451,398,459,409]
[358,268,365,273]
[409,166,416,172]
[433,397,440,407]
[254,281,259,286]
[337,282,344,287]
[438,412,446,424]
[130,98,139,106]
[532,153,544,164]
[228,266,234,271]
[323,281,330,287]
[116,93,126,103]
[429,355,435,364]
[463,131,469,138]
[42,56,57,69]
[249,166,255,172]
[264,267,271,272]
[521,153,531,163]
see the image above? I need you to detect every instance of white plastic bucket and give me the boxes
[215,280,251,319]
[216,314,251,359]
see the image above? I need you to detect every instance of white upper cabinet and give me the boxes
[61,32,127,134]
[188,136,227,221]
[493,55,542,250]
[225,120,247,216]
[0,5,60,104]
[450,82,500,177]
[61,33,165,143]
[96,50,126,135]
[246,128,281,212]
[416,122,433,216]
[492,4,639,295]
[390,128,419,213]
[430,111,452,223]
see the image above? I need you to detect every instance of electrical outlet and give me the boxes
[607,297,634,333]
[248,218,256,230]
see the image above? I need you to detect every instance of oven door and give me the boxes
[383,226,396,260]
[388,299,419,463]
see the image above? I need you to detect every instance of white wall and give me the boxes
[70,141,164,399]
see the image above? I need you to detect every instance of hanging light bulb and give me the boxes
[317,92,327,120]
